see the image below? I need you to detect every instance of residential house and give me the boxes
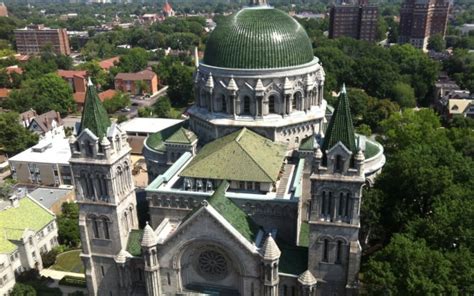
[27,110,64,139]
[114,69,158,95]
[28,187,75,215]
[99,56,120,71]
[0,194,58,295]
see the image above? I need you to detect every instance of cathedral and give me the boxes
[69,1,385,295]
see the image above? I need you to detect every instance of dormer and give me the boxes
[326,141,353,174]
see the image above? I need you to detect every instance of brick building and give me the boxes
[399,0,451,51]
[0,2,8,17]
[329,1,378,42]
[114,69,158,95]
[14,25,71,56]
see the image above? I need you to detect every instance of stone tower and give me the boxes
[69,79,138,296]
[141,222,161,296]
[260,234,281,296]
[308,85,365,295]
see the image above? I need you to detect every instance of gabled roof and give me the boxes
[115,69,156,81]
[126,229,143,256]
[99,56,120,71]
[28,110,62,133]
[57,69,87,79]
[166,127,197,144]
[206,180,260,243]
[180,128,287,183]
[322,84,356,154]
[79,80,111,138]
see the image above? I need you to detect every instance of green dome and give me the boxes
[203,7,314,69]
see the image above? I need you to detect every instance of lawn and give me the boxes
[51,250,84,273]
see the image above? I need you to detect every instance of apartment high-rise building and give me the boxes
[329,1,379,42]
[399,0,451,51]
[14,24,70,56]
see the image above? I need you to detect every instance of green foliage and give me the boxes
[59,276,87,288]
[57,203,80,247]
[117,114,128,123]
[41,247,61,268]
[5,74,75,115]
[428,34,446,52]
[363,234,457,295]
[0,112,38,156]
[154,96,172,118]
[443,49,474,93]
[11,283,36,296]
[138,106,153,118]
[355,124,372,136]
[166,63,195,106]
[390,82,416,108]
[77,60,109,88]
[116,48,149,73]
[102,92,130,114]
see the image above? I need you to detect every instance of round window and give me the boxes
[196,250,228,280]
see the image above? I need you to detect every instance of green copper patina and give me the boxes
[203,7,314,69]
[80,80,111,138]
[322,84,357,154]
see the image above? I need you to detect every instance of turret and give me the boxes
[141,222,161,296]
[260,234,280,296]
[298,270,317,296]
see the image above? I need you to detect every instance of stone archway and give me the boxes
[179,241,242,295]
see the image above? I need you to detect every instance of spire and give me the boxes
[261,233,281,261]
[321,84,356,154]
[250,0,268,6]
[141,222,157,247]
[298,270,317,286]
[80,80,111,139]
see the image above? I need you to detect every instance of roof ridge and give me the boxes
[236,129,277,182]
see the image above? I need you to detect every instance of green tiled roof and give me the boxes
[299,136,314,151]
[146,121,185,152]
[203,7,314,69]
[322,85,356,154]
[166,127,197,144]
[80,82,111,138]
[207,181,260,242]
[180,128,287,183]
[0,197,55,253]
[364,139,380,159]
[126,229,144,256]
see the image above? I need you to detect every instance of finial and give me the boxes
[87,77,93,86]
[145,221,149,225]
[341,83,347,94]
[250,0,268,6]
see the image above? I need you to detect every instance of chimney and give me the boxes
[9,194,19,208]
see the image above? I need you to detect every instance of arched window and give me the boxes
[243,96,251,115]
[93,218,100,238]
[338,192,345,216]
[282,285,288,296]
[291,95,297,110]
[321,191,327,216]
[115,136,120,152]
[86,141,93,157]
[102,217,110,239]
[124,212,129,232]
[323,239,329,262]
[221,94,227,113]
[335,155,343,173]
[345,193,351,218]
[269,95,276,114]
[152,250,157,265]
[294,92,302,111]
[336,240,343,264]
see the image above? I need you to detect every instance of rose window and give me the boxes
[197,250,228,277]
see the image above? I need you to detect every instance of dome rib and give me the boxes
[203,7,314,69]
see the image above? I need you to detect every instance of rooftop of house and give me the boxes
[29,110,62,133]
[28,187,73,210]
[449,99,474,115]
[57,69,87,79]
[121,117,183,135]
[0,195,55,254]
[9,136,71,165]
[180,128,287,183]
[99,56,120,71]
[0,88,10,98]
[115,69,156,81]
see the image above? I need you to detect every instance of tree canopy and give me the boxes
[0,112,38,156]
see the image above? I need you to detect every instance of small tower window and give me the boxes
[93,219,100,238]
[323,239,329,262]
[345,193,351,218]
[243,96,251,115]
[221,94,227,113]
[269,95,276,114]
[335,155,343,173]
[103,218,110,239]
[336,241,343,264]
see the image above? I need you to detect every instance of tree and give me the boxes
[117,48,149,73]
[11,283,36,296]
[167,63,194,106]
[78,60,109,88]
[0,112,38,156]
[390,82,416,108]
[5,74,75,115]
[363,234,457,295]
[57,202,80,247]
[102,92,130,114]
[154,96,172,118]
[428,34,446,52]
[135,80,149,95]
